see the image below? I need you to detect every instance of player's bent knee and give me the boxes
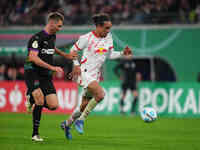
[96,91,105,102]
[32,92,44,106]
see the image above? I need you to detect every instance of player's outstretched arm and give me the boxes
[28,50,63,73]
[67,34,88,79]
[54,47,78,60]
[68,65,81,81]
[108,46,132,59]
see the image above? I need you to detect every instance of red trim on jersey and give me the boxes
[75,43,81,51]
[79,79,82,85]
[92,31,99,38]
[88,33,92,42]
[109,46,114,50]
[81,58,87,64]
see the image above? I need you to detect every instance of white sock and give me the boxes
[66,109,81,127]
[78,98,97,121]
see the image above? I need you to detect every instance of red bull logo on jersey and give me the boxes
[95,48,108,55]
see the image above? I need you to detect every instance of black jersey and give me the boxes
[24,30,56,77]
[114,58,137,84]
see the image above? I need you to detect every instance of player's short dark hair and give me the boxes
[47,12,64,22]
[92,13,110,26]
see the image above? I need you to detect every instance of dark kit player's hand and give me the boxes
[66,51,78,60]
[68,65,81,80]
[123,46,132,56]
[51,66,63,73]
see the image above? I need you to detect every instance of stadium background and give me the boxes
[1,0,200,150]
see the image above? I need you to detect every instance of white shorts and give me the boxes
[77,70,100,88]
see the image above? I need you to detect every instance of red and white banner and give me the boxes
[0,81,78,114]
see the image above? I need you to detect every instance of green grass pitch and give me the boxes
[0,113,200,150]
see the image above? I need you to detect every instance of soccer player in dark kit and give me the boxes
[24,12,77,141]
[114,55,142,115]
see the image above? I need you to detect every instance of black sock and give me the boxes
[32,105,43,137]
[29,94,35,105]
[120,99,124,112]
[131,97,138,113]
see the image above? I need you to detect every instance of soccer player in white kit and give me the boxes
[61,13,132,140]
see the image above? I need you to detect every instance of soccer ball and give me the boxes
[140,107,157,122]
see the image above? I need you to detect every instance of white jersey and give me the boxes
[71,31,121,87]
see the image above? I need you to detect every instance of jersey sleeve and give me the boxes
[107,34,122,59]
[70,34,88,65]
[27,35,42,52]
[70,35,88,52]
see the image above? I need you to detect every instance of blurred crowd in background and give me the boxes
[0,63,71,81]
[0,64,23,81]
[0,0,200,26]
[0,0,200,82]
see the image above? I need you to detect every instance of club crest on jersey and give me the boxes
[95,48,108,55]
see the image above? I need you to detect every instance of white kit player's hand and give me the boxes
[68,65,81,80]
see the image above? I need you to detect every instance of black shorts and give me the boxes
[122,83,136,93]
[24,69,56,97]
